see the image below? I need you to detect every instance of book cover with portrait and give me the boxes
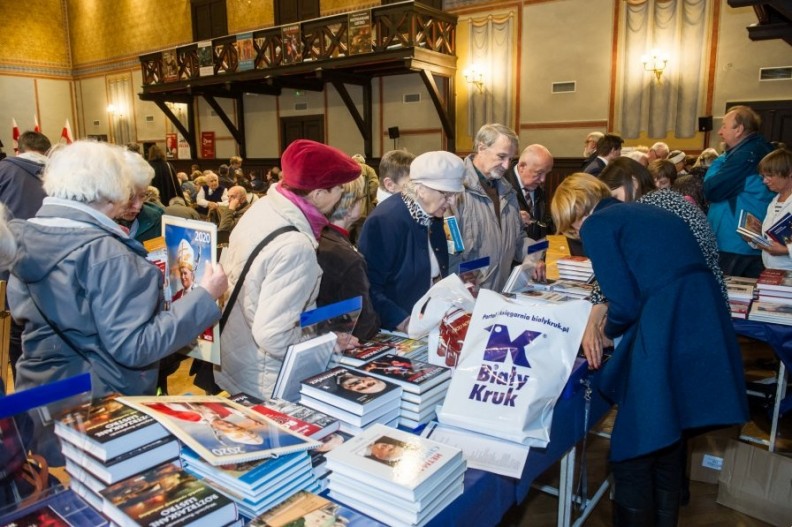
[119,396,320,467]
[162,215,220,364]
[354,354,450,394]
[299,367,402,414]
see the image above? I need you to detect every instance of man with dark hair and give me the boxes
[704,105,774,277]
[584,133,623,176]
[0,130,51,381]
[377,149,415,202]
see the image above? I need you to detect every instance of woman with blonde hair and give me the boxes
[552,173,748,526]
[316,175,380,340]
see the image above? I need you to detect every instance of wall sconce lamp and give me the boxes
[641,50,669,82]
[463,65,485,94]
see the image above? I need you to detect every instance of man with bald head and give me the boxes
[504,144,554,240]
[647,142,670,162]
[217,185,256,233]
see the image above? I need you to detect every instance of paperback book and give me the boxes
[118,396,320,466]
[248,490,386,527]
[54,394,169,462]
[299,367,402,415]
[100,462,237,527]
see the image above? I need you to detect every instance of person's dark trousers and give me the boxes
[611,440,685,527]
[8,320,22,383]
[718,251,764,279]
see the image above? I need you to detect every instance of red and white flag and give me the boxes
[33,115,40,133]
[12,118,20,155]
[60,119,73,144]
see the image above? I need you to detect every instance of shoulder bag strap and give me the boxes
[219,225,298,333]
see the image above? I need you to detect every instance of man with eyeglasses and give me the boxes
[450,123,529,291]
[504,144,554,241]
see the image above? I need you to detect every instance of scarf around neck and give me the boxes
[275,184,328,240]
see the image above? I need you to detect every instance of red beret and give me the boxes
[281,139,361,191]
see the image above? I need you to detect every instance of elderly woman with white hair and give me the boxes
[7,141,228,404]
[358,151,465,332]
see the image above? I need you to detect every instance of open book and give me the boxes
[737,210,772,248]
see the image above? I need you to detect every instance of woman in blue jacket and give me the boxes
[552,173,748,526]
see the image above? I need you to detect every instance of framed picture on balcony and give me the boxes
[348,10,372,55]
[198,40,213,76]
[236,32,255,72]
[163,49,179,83]
[282,24,302,64]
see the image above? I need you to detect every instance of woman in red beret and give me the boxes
[216,140,362,400]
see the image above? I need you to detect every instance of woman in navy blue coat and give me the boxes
[552,173,748,526]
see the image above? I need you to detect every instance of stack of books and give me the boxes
[555,256,595,283]
[750,269,792,325]
[352,354,451,429]
[0,488,109,527]
[247,490,386,526]
[299,366,403,434]
[725,275,757,319]
[333,331,429,368]
[229,393,340,440]
[99,461,240,527]
[308,431,355,491]
[54,395,180,510]
[325,424,466,527]
[519,279,593,303]
[180,447,319,519]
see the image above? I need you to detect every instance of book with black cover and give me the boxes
[100,462,237,527]
[54,394,169,462]
[0,488,109,527]
[118,396,320,466]
[61,436,180,485]
[299,367,402,415]
[353,354,451,394]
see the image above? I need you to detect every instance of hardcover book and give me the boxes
[298,394,401,429]
[555,256,593,269]
[54,394,169,462]
[235,32,255,71]
[229,394,341,440]
[118,396,320,466]
[197,40,214,76]
[353,354,451,394]
[273,332,337,403]
[766,211,792,245]
[100,462,237,527]
[737,210,772,248]
[61,436,180,485]
[756,268,792,291]
[323,423,465,502]
[299,367,402,415]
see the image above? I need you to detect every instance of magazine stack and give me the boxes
[333,331,429,367]
[180,447,319,519]
[54,395,180,509]
[724,275,757,319]
[324,424,466,527]
[352,354,452,429]
[750,269,792,325]
[99,461,240,527]
[554,256,595,283]
[299,366,403,434]
[247,490,386,527]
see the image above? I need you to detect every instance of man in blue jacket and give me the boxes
[704,105,774,277]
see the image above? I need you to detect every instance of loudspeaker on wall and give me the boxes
[698,116,713,132]
[388,126,400,139]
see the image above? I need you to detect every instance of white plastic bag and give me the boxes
[407,274,475,366]
[437,289,591,446]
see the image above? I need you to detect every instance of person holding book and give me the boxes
[316,174,380,341]
[358,151,465,332]
[552,173,748,526]
[6,141,228,463]
[215,140,361,400]
[754,148,792,270]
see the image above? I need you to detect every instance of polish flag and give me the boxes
[34,115,40,133]
[60,119,73,144]
[12,118,20,155]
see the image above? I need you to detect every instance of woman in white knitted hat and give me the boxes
[358,151,465,333]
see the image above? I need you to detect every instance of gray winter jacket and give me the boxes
[450,155,528,291]
[8,199,221,397]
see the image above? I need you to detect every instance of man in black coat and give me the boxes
[584,133,623,176]
[503,144,554,241]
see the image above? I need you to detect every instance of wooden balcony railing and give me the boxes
[140,1,456,86]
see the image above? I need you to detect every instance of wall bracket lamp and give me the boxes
[641,50,669,82]
[463,65,485,93]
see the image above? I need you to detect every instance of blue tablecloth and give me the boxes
[733,318,792,372]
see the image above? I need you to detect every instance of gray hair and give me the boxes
[123,149,155,190]
[473,123,518,153]
[44,141,132,205]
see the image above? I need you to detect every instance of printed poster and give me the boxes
[165,132,177,159]
[177,134,190,160]
[198,40,214,76]
[236,32,255,71]
[162,48,179,82]
[201,131,215,159]
[348,11,373,55]
[281,24,302,65]
[162,216,220,364]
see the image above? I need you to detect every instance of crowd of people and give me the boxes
[0,103,789,525]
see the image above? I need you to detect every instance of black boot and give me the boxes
[612,501,654,527]
[654,490,680,527]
